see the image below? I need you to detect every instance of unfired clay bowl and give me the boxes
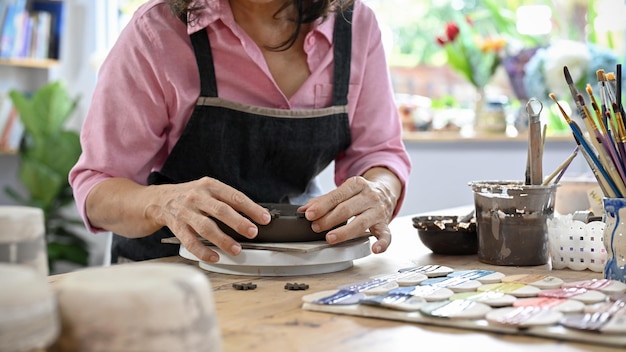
[214,203,330,243]
[412,215,478,255]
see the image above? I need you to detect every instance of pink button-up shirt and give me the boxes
[69,0,412,232]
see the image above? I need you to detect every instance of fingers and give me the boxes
[197,177,271,226]
[368,223,392,254]
[301,175,395,254]
[303,176,363,222]
[162,177,272,262]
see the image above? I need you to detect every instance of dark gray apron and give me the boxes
[111,9,353,262]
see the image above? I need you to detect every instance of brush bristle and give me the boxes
[607,72,616,81]
[563,66,574,84]
[597,69,606,81]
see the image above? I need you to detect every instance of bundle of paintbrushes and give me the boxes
[549,64,626,198]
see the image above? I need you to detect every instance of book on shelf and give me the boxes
[0,91,23,152]
[30,0,64,59]
[0,91,12,134]
[0,0,27,59]
[0,0,63,60]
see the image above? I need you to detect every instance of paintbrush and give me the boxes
[585,84,626,174]
[578,93,626,175]
[607,72,618,102]
[618,64,624,115]
[597,69,615,132]
[606,72,618,103]
[542,146,579,185]
[596,69,623,164]
[564,66,581,101]
[564,66,587,123]
[611,65,626,127]
[611,101,626,164]
[549,93,621,197]
[577,94,626,193]
[586,84,610,138]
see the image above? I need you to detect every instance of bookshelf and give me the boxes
[0,57,59,69]
[0,0,66,153]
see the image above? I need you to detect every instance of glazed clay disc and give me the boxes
[476,282,541,298]
[447,270,505,284]
[420,276,482,293]
[562,279,626,294]
[302,290,364,306]
[420,299,492,319]
[390,285,455,302]
[370,271,428,286]
[539,287,607,304]
[359,293,427,312]
[450,291,517,307]
[560,309,626,334]
[362,281,399,295]
[600,313,626,334]
[486,306,563,327]
[400,264,454,277]
[500,274,564,289]
[513,297,585,313]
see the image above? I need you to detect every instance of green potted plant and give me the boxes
[4,81,89,273]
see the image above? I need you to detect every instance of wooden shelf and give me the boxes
[0,58,60,69]
[0,148,18,155]
[402,130,575,143]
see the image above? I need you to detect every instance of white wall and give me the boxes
[318,137,588,218]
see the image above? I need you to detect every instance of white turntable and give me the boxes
[179,237,372,276]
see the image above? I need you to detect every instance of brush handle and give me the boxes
[579,103,626,193]
[542,147,578,186]
[569,120,622,197]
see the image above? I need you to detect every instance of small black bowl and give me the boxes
[213,203,334,243]
[412,215,478,255]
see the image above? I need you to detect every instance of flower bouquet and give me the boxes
[523,40,621,133]
[435,15,506,133]
[435,15,505,91]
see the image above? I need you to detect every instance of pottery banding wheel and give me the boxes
[180,237,372,276]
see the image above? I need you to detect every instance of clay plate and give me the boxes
[412,215,478,255]
[213,203,338,243]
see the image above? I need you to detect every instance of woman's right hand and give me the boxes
[87,177,271,263]
[147,177,272,262]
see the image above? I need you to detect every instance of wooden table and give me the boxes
[49,208,620,352]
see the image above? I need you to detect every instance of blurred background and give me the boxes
[0,0,624,272]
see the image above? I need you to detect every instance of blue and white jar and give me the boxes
[602,198,626,283]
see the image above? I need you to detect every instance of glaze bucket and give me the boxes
[469,181,558,266]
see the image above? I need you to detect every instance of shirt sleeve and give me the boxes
[334,3,412,217]
[69,4,197,232]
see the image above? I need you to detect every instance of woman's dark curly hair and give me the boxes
[168,0,354,51]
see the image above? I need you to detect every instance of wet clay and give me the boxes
[475,209,550,265]
[213,203,343,243]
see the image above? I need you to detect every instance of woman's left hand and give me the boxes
[298,167,402,254]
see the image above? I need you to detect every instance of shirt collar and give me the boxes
[185,0,224,35]
[185,0,335,45]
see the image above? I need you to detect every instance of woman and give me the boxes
[69,0,411,263]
